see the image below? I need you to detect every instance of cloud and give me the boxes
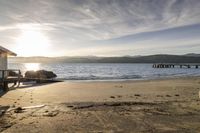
[0,0,200,56]
[1,0,200,38]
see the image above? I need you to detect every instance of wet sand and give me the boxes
[0,77,200,132]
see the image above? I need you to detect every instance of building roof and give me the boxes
[0,45,17,56]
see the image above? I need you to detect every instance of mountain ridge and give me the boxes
[9,54,200,63]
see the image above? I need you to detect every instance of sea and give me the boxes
[8,63,200,81]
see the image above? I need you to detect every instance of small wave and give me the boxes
[58,74,142,81]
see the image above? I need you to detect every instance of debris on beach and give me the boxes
[43,111,59,117]
[134,94,141,97]
[175,94,180,97]
[23,104,45,109]
[68,101,160,110]
[110,96,115,98]
[8,105,46,114]
[14,107,24,113]
[73,104,94,109]
[67,105,74,108]
[0,110,6,116]
[1,123,12,129]
[166,95,172,97]
[0,106,10,116]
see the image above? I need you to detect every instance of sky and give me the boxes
[0,0,200,57]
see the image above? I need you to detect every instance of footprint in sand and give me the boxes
[117,95,122,98]
[115,85,123,88]
[30,97,33,102]
[166,94,172,97]
[156,95,163,97]
[30,94,34,103]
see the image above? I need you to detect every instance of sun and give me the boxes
[15,24,51,56]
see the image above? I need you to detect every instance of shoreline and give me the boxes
[62,75,200,83]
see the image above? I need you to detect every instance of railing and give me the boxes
[0,69,21,91]
[0,69,21,81]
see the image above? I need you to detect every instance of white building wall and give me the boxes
[0,53,7,78]
[0,53,7,70]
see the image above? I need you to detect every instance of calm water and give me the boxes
[8,63,200,81]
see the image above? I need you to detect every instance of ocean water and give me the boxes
[8,63,200,81]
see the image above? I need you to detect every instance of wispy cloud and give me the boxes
[0,0,200,56]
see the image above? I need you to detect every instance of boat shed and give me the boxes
[0,45,17,70]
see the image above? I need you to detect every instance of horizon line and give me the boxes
[9,53,200,58]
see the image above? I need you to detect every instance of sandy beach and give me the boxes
[0,77,200,133]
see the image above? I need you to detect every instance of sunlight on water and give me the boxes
[24,63,40,71]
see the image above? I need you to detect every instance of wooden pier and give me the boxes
[152,63,200,69]
[0,69,20,91]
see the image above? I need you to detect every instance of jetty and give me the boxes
[152,63,200,69]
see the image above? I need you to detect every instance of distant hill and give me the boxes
[9,54,200,63]
[184,53,200,57]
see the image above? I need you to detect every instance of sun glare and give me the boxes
[15,24,51,56]
[24,63,40,71]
